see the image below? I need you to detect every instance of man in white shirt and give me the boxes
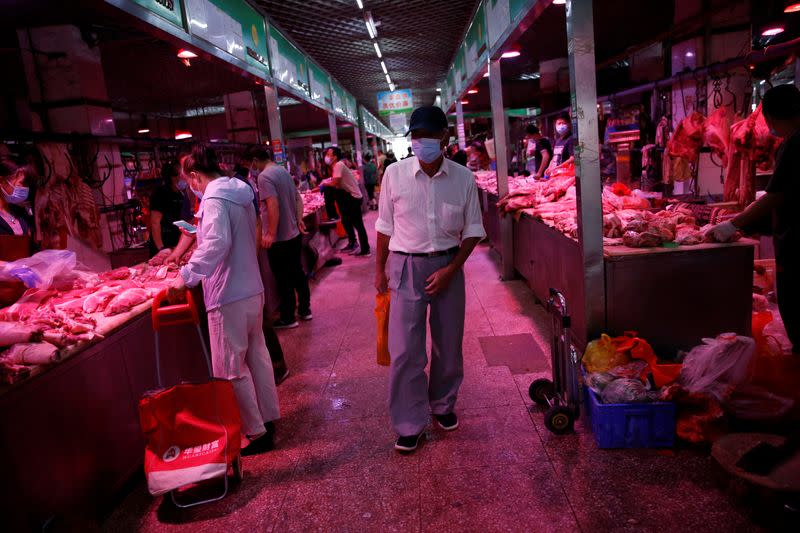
[375,106,486,453]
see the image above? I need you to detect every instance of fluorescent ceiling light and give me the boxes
[787,2,800,12]
[177,49,197,59]
[436,88,441,92]
[483,69,490,78]
[137,128,150,134]
[364,11,378,38]
[175,131,193,140]
[519,72,541,81]
[389,83,395,91]
[468,89,478,94]
[553,0,566,4]
[381,61,388,74]
[501,50,521,58]
[385,73,392,84]
[374,42,382,58]
[460,100,469,105]
[356,0,363,8]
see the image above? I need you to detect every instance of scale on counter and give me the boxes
[607,125,641,186]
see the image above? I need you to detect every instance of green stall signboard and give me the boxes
[464,1,488,77]
[308,61,331,109]
[268,26,310,96]
[184,0,268,71]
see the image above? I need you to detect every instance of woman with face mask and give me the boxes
[147,160,192,257]
[169,144,280,457]
[0,159,33,240]
[548,115,575,172]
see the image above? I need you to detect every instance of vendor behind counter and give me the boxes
[147,161,193,257]
[0,158,34,261]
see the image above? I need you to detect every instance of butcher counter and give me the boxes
[0,303,207,530]
[480,191,754,356]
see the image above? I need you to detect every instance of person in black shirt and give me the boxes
[148,160,191,257]
[524,125,553,179]
[708,84,800,353]
[549,115,575,171]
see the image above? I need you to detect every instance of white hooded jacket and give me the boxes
[180,176,263,310]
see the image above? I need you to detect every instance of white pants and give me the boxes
[207,293,280,436]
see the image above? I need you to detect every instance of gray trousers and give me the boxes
[387,251,465,436]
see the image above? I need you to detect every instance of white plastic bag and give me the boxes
[679,333,756,400]
[0,250,76,289]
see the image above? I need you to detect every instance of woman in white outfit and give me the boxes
[169,144,280,456]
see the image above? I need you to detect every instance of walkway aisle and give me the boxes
[105,212,758,533]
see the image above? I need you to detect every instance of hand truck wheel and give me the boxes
[544,405,575,435]
[528,378,555,406]
[231,455,244,483]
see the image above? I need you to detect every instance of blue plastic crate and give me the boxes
[584,386,676,449]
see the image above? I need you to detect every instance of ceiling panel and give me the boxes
[256,0,481,116]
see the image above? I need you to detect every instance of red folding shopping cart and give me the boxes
[138,288,243,508]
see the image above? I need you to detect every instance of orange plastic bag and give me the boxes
[375,291,391,366]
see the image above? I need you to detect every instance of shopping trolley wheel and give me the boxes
[528,378,555,406]
[231,455,243,483]
[544,406,575,435]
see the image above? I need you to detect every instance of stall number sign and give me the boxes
[377,90,413,116]
[271,139,285,164]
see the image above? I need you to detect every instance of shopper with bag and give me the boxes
[706,84,800,353]
[375,105,486,453]
[169,144,280,457]
[322,146,371,257]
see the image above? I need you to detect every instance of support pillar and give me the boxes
[223,91,260,144]
[455,100,467,150]
[17,25,125,255]
[328,113,339,146]
[354,126,363,168]
[566,0,605,340]
[264,84,286,164]
[489,58,515,281]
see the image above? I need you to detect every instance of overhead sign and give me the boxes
[389,113,407,133]
[184,0,268,70]
[308,61,331,108]
[486,0,510,48]
[464,2,488,75]
[268,26,309,96]
[132,0,184,27]
[377,89,413,116]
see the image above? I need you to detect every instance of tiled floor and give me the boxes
[102,212,766,532]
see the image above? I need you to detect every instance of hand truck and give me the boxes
[528,288,582,434]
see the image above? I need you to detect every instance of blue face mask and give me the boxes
[190,186,203,200]
[411,138,443,164]
[177,179,188,191]
[3,185,29,204]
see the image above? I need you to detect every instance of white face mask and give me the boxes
[556,123,569,136]
[324,156,334,166]
[2,184,29,204]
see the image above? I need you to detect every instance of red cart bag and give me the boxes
[138,289,243,501]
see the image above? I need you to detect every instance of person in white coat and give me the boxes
[169,144,280,457]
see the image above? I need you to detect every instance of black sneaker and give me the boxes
[340,243,358,253]
[298,310,313,321]
[394,433,423,453]
[353,249,372,257]
[434,413,459,431]
[241,429,274,457]
[273,319,299,329]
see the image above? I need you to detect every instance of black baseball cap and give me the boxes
[406,105,448,135]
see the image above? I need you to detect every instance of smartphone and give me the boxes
[173,220,197,234]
